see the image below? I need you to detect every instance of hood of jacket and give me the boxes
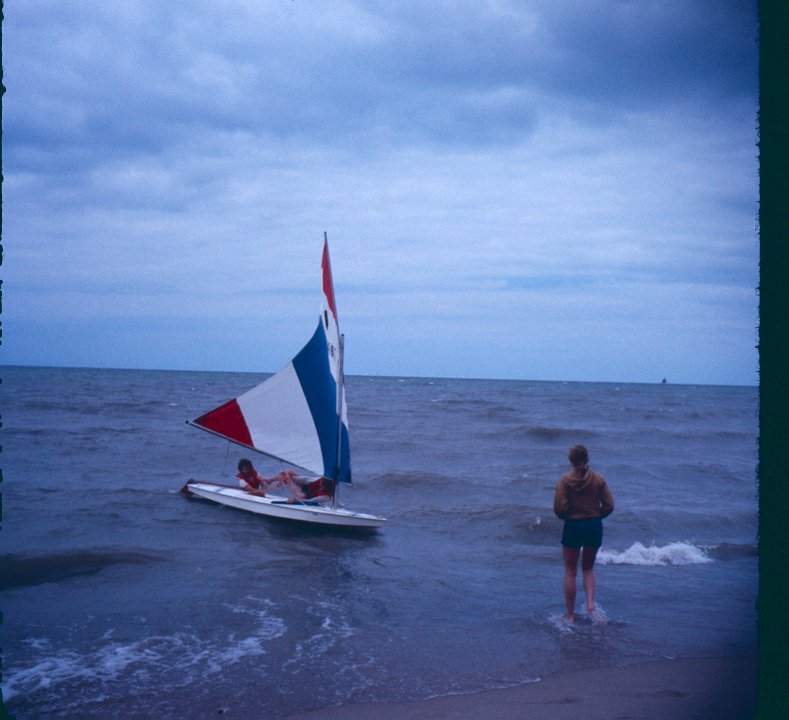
[564,466,594,492]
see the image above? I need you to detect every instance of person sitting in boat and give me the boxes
[236,459,295,497]
[281,474,336,504]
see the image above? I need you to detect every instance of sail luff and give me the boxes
[319,234,352,485]
[322,234,343,481]
[326,233,342,500]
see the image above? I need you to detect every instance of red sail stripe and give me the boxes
[322,239,337,321]
[193,398,254,448]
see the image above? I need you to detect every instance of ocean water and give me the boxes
[1,366,758,719]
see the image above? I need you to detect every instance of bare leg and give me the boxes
[562,546,581,621]
[284,481,304,500]
[281,473,308,500]
[581,546,599,612]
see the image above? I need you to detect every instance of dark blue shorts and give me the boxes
[561,517,603,548]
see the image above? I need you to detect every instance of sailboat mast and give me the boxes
[334,332,346,507]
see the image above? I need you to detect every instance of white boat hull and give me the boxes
[184,481,386,529]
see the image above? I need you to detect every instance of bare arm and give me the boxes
[598,480,614,518]
[553,479,570,519]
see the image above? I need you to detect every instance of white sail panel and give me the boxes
[236,362,325,475]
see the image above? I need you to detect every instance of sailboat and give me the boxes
[182,235,386,529]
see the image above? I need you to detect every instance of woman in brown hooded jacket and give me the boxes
[553,444,614,621]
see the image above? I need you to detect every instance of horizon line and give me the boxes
[0,362,758,389]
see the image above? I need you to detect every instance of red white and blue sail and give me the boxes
[190,238,352,484]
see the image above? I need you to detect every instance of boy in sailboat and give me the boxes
[236,459,296,497]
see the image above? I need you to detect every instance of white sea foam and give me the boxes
[548,603,609,634]
[5,602,289,703]
[585,605,609,624]
[597,541,712,566]
[204,598,288,669]
[3,636,181,702]
[548,612,576,635]
[283,597,355,671]
[4,648,84,699]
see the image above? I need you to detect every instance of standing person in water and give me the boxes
[553,444,615,622]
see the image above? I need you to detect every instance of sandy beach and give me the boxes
[281,654,757,720]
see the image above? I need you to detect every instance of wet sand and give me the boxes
[281,654,757,720]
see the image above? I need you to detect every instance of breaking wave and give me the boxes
[597,541,712,566]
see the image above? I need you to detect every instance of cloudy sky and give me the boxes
[4,1,758,385]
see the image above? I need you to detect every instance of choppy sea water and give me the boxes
[1,366,758,719]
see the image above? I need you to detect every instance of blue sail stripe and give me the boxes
[291,321,352,483]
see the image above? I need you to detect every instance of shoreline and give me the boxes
[280,653,757,720]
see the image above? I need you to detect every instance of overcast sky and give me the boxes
[3,1,758,385]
